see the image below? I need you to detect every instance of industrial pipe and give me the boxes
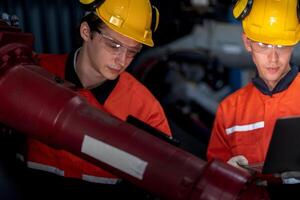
[0,19,268,200]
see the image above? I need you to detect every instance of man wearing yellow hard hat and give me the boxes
[23,0,171,198]
[207,0,300,170]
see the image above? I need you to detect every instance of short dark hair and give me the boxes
[75,12,104,46]
[81,12,104,32]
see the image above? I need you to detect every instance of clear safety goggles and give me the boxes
[95,29,142,59]
[249,38,294,54]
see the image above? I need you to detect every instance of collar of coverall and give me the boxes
[64,48,119,105]
[252,64,298,96]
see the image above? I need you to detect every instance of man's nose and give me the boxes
[115,48,128,66]
[268,47,279,62]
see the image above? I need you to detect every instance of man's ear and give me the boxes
[242,33,252,52]
[80,22,91,41]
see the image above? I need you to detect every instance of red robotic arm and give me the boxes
[0,19,268,200]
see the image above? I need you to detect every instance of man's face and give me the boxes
[86,25,142,81]
[242,33,294,90]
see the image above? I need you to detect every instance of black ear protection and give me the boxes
[298,1,300,22]
[233,0,300,21]
[151,5,159,32]
[232,0,253,20]
[79,0,104,11]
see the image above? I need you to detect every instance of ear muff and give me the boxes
[79,0,104,11]
[232,0,253,20]
[151,5,159,32]
[298,1,300,22]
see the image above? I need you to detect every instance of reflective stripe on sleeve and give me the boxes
[82,174,121,184]
[27,161,64,176]
[225,121,264,135]
[27,161,121,184]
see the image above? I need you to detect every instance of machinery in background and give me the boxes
[0,15,269,200]
[161,20,300,68]
[130,45,232,159]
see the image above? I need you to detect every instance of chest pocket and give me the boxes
[226,121,264,156]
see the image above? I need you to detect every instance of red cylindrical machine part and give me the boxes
[0,56,208,199]
[0,42,268,200]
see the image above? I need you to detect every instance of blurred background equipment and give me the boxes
[129,49,232,159]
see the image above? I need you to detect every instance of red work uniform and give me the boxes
[207,65,300,165]
[26,50,171,184]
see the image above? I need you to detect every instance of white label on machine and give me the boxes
[81,135,148,180]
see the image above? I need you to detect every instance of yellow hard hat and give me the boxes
[233,0,300,46]
[80,0,157,47]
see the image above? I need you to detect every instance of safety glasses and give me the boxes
[248,38,294,54]
[95,29,142,59]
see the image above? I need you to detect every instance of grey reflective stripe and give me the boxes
[282,178,300,184]
[82,174,121,184]
[27,161,121,184]
[27,161,64,176]
[226,121,264,135]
